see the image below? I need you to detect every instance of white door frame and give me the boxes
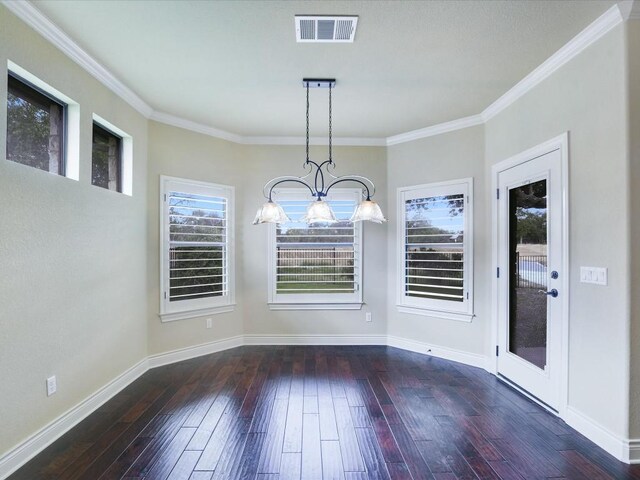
[489,132,570,417]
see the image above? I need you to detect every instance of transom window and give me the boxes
[6,73,66,174]
[268,188,363,309]
[160,176,235,321]
[397,178,473,321]
[92,123,122,192]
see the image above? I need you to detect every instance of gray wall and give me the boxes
[0,6,149,455]
[484,24,629,438]
[386,126,489,355]
[146,122,245,354]
[627,19,640,440]
[241,145,388,338]
[1,3,638,464]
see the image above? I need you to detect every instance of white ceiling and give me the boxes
[30,0,616,138]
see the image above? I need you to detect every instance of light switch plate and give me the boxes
[580,266,607,285]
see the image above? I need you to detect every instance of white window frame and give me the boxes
[396,178,474,322]
[7,60,80,181]
[159,175,235,322]
[268,187,363,310]
[92,113,134,196]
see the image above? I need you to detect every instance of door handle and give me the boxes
[538,288,558,298]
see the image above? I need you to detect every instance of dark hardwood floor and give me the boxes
[8,345,640,480]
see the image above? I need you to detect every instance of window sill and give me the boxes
[396,305,474,323]
[160,304,236,322]
[269,303,363,311]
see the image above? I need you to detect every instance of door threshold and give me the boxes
[497,374,558,416]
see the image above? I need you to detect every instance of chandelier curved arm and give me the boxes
[324,176,374,199]
[262,176,315,200]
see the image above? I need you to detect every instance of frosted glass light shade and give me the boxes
[350,200,386,223]
[301,199,337,224]
[252,201,290,224]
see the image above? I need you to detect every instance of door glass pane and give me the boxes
[508,179,547,369]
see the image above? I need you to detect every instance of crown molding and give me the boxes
[242,136,387,147]
[1,0,153,118]
[481,4,623,122]
[149,111,243,144]
[619,0,640,20]
[385,114,484,146]
[1,1,628,146]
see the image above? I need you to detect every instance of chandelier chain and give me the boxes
[329,84,332,164]
[306,82,310,164]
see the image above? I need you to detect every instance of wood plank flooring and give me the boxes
[8,346,640,479]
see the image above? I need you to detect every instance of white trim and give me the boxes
[2,1,626,146]
[396,178,474,319]
[564,406,629,463]
[7,60,81,181]
[627,439,640,464]
[159,176,236,321]
[267,188,364,307]
[481,4,623,122]
[387,335,486,369]
[149,111,243,144]
[1,0,153,118]
[0,358,148,480]
[242,136,387,147]
[490,133,570,416]
[147,335,244,368]
[159,304,236,322]
[268,303,363,311]
[396,305,474,322]
[3,332,639,475]
[243,334,386,346]
[386,115,484,146]
[619,0,640,21]
[92,113,134,196]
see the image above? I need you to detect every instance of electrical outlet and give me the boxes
[206,318,212,329]
[365,312,372,322]
[46,376,57,397]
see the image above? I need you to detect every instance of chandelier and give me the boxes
[253,78,386,225]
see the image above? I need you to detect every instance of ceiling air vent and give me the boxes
[295,15,358,43]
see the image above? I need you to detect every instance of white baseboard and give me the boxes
[387,335,486,369]
[0,358,148,480]
[3,334,637,478]
[625,439,640,464]
[564,406,630,463]
[243,334,387,346]
[147,335,244,369]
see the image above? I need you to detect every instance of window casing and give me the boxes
[6,72,66,175]
[160,176,235,321]
[92,123,122,192]
[397,178,473,321]
[268,188,363,309]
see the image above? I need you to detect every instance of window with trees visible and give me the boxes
[160,176,235,321]
[92,123,122,192]
[91,122,122,192]
[397,179,473,321]
[268,188,363,309]
[6,73,66,174]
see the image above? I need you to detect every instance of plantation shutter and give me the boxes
[168,191,227,301]
[398,179,473,318]
[405,194,465,301]
[270,188,363,306]
[160,177,234,320]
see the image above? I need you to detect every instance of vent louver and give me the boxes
[295,15,358,43]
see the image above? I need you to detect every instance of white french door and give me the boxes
[496,146,566,412]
